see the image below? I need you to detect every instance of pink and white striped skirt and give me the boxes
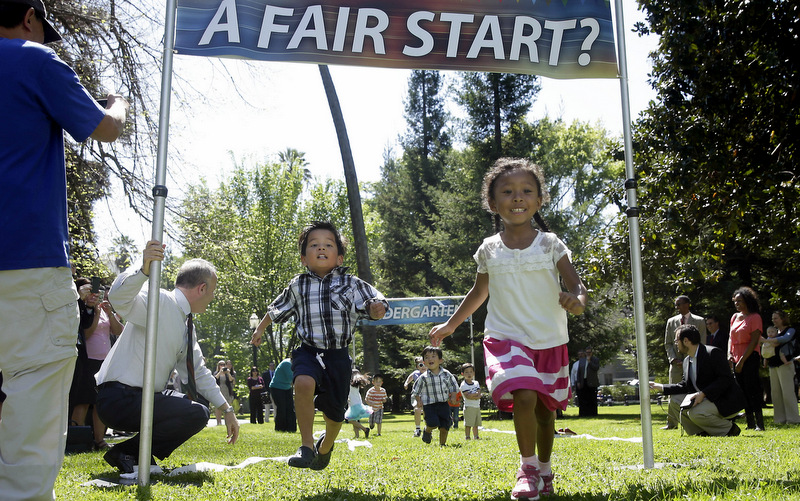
[484,337,571,412]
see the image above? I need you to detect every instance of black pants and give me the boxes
[96,382,209,460]
[734,355,764,428]
[271,387,297,432]
[249,392,264,424]
[577,382,598,416]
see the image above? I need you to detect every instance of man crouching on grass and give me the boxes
[411,346,460,446]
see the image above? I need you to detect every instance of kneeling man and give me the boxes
[96,240,239,473]
[651,324,745,437]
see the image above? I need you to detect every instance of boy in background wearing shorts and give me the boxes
[251,221,388,469]
[365,374,388,436]
[460,363,482,440]
[411,346,459,445]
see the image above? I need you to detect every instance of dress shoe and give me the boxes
[727,422,741,436]
[103,447,135,474]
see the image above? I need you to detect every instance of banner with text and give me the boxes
[361,297,466,326]
[175,0,618,79]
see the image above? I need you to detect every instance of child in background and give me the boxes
[251,221,388,470]
[430,158,588,499]
[411,346,459,446]
[403,357,426,437]
[760,326,778,366]
[460,363,482,440]
[365,374,388,436]
[345,369,372,438]
[448,387,462,429]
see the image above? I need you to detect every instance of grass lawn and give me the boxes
[56,403,800,500]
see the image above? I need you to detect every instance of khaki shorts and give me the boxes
[463,406,482,427]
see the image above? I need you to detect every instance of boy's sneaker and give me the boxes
[364,428,370,439]
[511,464,543,500]
[413,429,421,437]
[309,433,334,471]
[540,472,554,496]
[421,430,432,444]
[287,445,316,468]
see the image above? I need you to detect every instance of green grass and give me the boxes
[57,404,800,500]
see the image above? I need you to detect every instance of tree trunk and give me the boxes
[318,65,379,374]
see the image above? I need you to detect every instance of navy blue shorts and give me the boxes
[291,343,351,423]
[423,401,452,429]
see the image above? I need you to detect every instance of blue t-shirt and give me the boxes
[0,38,105,270]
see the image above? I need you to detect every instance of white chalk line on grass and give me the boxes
[82,437,372,488]
[479,427,643,443]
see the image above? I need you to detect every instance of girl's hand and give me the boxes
[250,329,263,346]
[735,359,744,373]
[558,292,585,315]
[429,323,455,347]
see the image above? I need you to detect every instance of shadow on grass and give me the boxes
[295,475,800,501]
[90,470,217,489]
[297,488,510,501]
[562,475,800,500]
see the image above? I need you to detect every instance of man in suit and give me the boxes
[705,315,729,350]
[663,295,707,429]
[576,347,600,417]
[262,361,276,422]
[652,324,745,436]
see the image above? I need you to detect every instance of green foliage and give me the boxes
[455,72,541,159]
[624,1,800,312]
[178,156,354,372]
[600,0,800,374]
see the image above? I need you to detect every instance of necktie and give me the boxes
[681,315,686,325]
[688,357,697,392]
[185,313,199,401]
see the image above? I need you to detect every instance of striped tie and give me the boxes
[185,313,198,401]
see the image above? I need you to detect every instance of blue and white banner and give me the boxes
[174,0,618,79]
[362,297,466,326]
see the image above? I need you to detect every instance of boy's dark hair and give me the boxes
[421,346,443,359]
[461,362,475,372]
[298,221,347,256]
[676,324,701,345]
[371,374,384,381]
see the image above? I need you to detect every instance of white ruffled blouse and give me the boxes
[474,231,571,349]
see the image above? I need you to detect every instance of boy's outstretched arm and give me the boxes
[367,299,387,320]
[250,313,273,346]
[429,273,489,346]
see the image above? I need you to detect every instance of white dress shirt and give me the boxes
[95,265,227,408]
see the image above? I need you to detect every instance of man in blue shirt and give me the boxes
[0,1,128,499]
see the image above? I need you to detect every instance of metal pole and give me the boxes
[614,0,654,469]
[139,0,177,486]
[469,317,475,366]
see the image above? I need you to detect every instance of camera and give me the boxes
[91,276,101,293]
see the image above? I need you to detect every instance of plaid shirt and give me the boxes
[268,267,388,350]
[411,368,459,405]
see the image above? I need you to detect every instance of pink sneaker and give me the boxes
[511,464,543,500]
[540,472,554,496]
